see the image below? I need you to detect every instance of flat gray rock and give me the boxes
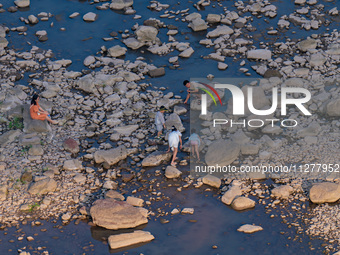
[0,130,21,148]
[202,175,221,188]
[205,140,240,166]
[108,230,154,250]
[14,0,30,8]
[90,199,148,230]
[237,224,263,233]
[123,37,144,50]
[141,151,172,167]
[309,182,340,204]
[110,0,133,10]
[28,178,57,195]
[108,45,127,58]
[135,26,158,42]
[165,165,182,179]
[23,104,51,133]
[231,197,255,211]
[94,146,129,165]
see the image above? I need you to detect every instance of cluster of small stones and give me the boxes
[0,21,187,230]
[304,203,340,253]
[2,0,339,74]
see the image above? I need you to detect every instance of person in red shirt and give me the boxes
[30,94,58,124]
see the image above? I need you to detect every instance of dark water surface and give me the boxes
[0,181,326,255]
[1,0,338,254]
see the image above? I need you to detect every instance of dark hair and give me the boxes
[172,126,177,131]
[31,94,39,105]
[160,105,168,111]
[191,128,196,133]
[183,80,190,86]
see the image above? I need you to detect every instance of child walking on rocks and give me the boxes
[167,126,182,166]
[155,106,167,138]
[189,128,201,162]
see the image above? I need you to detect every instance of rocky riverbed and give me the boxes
[1,0,340,254]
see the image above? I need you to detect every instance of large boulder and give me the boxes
[63,159,82,171]
[77,74,96,93]
[83,56,96,67]
[205,140,240,166]
[22,105,51,133]
[126,196,144,207]
[83,12,97,22]
[185,13,201,21]
[325,98,340,117]
[309,182,340,204]
[63,138,80,154]
[179,47,194,58]
[141,151,172,167]
[108,45,127,58]
[207,14,221,23]
[90,199,148,230]
[117,71,141,82]
[148,67,165,77]
[297,122,321,137]
[207,25,233,38]
[28,144,44,156]
[28,178,57,195]
[14,0,30,8]
[113,125,139,136]
[0,38,8,49]
[202,175,221,188]
[326,44,340,55]
[135,26,158,42]
[0,130,21,148]
[108,231,154,250]
[297,38,317,52]
[110,0,134,10]
[231,197,255,210]
[271,185,294,199]
[221,186,242,205]
[188,18,207,31]
[123,38,144,50]
[94,146,129,165]
[165,165,182,179]
[165,113,184,132]
[309,53,326,67]
[247,49,272,60]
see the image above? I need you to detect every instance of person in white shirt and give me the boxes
[167,126,182,166]
[155,106,167,138]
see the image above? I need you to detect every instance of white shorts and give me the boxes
[156,124,163,132]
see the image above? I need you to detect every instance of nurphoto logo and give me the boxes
[200,83,312,128]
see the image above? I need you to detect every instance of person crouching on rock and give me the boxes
[30,94,58,124]
[189,128,201,162]
[183,80,199,104]
[167,126,182,166]
[155,105,167,139]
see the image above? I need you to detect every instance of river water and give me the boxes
[1,0,338,254]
